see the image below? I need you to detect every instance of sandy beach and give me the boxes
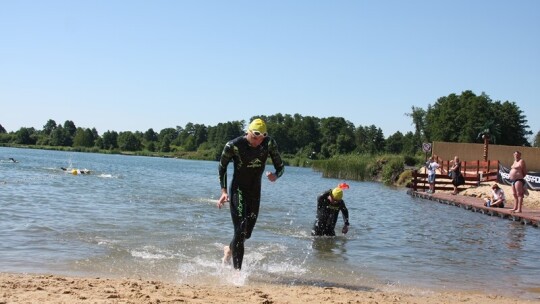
[1,272,537,304]
[458,182,540,210]
[2,184,538,304]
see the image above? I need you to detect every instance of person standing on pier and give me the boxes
[449,156,464,195]
[426,156,440,194]
[509,151,527,213]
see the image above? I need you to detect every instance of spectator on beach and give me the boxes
[449,156,465,195]
[484,183,506,208]
[312,184,350,237]
[217,118,285,270]
[509,151,527,213]
[426,156,440,194]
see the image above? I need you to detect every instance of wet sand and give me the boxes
[1,272,535,304]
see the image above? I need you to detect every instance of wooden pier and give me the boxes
[408,190,540,228]
[409,159,500,193]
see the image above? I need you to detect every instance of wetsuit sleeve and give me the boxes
[317,190,331,207]
[268,137,285,178]
[341,202,350,226]
[218,141,235,189]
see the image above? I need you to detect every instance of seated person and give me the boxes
[484,183,506,208]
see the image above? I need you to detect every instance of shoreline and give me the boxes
[1,272,535,304]
[451,182,540,210]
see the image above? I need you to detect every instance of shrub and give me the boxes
[381,157,405,185]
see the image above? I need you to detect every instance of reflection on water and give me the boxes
[311,237,348,261]
[1,147,539,300]
[507,223,525,250]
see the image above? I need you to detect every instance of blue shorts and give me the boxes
[428,174,436,183]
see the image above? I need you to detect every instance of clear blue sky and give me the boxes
[1,1,539,141]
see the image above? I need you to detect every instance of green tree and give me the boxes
[206,121,244,158]
[184,123,208,149]
[15,127,36,145]
[91,128,99,143]
[49,126,69,146]
[144,128,158,142]
[117,131,141,151]
[355,125,385,154]
[424,93,463,142]
[94,137,103,149]
[405,106,426,153]
[401,131,417,156]
[385,131,404,154]
[262,114,295,154]
[293,115,321,155]
[159,128,178,149]
[73,128,95,147]
[176,125,190,147]
[494,101,531,146]
[320,117,355,158]
[455,91,493,142]
[183,136,197,151]
[102,130,119,150]
[160,135,171,152]
[422,91,531,146]
[533,130,540,147]
[63,120,76,137]
[146,141,156,152]
[0,132,13,143]
[43,119,57,135]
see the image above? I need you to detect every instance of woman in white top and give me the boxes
[485,183,505,208]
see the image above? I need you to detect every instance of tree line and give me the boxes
[1,91,538,160]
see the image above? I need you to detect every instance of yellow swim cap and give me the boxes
[331,187,343,200]
[248,118,267,134]
[71,169,78,175]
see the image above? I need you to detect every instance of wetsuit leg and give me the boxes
[229,189,245,270]
[312,220,324,236]
[229,189,260,270]
[244,198,260,240]
[325,229,336,237]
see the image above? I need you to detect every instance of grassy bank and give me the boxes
[311,154,422,185]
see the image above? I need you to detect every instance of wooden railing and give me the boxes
[409,160,499,193]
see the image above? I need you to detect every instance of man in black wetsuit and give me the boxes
[312,187,350,236]
[217,118,285,270]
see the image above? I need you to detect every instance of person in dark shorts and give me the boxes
[217,118,285,270]
[312,186,350,237]
[509,151,527,213]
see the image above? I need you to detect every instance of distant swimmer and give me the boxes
[9,158,18,163]
[61,167,91,175]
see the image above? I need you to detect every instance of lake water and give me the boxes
[1,147,539,299]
